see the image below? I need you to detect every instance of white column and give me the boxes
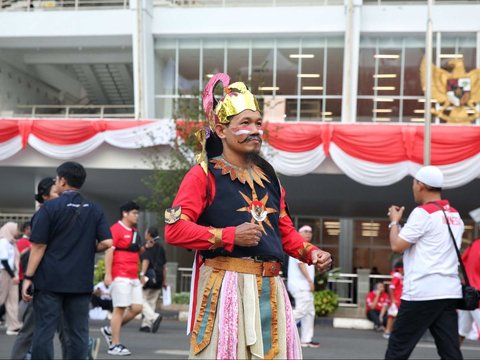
[341,0,362,123]
[131,0,155,119]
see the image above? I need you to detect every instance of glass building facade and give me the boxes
[155,33,480,124]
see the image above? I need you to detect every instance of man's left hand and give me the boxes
[310,250,332,273]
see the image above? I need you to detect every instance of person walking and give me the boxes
[165,73,332,359]
[287,225,320,348]
[458,237,480,345]
[16,221,32,294]
[22,161,112,360]
[101,201,143,356]
[139,226,166,333]
[385,165,464,359]
[0,222,22,336]
[10,177,60,360]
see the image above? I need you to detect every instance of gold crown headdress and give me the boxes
[196,74,261,174]
[202,73,260,129]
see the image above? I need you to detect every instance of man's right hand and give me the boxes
[22,279,33,302]
[104,273,112,286]
[234,222,263,247]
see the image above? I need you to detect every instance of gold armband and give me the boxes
[207,228,223,250]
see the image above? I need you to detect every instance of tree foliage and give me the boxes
[138,91,205,228]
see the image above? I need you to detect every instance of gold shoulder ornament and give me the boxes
[164,206,182,224]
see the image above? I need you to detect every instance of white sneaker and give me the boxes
[6,329,20,336]
[108,344,131,356]
[100,326,112,346]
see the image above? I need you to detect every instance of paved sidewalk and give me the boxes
[1,318,479,359]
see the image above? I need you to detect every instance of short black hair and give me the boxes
[35,177,56,204]
[21,221,31,232]
[146,226,158,239]
[119,201,140,218]
[425,184,442,193]
[56,162,86,189]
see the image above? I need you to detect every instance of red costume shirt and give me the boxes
[462,239,480,289]
[165,164,318,264]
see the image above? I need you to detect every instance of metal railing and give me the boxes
[178,267,192,293]
[153,0,480,7]
[15,104,135,119]
[0,0,129,11]
[327,273,358,307]
[2,0,478,11]
[176,267,393,308]
[0,213,33,225]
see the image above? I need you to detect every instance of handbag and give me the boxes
[431,202,480,310]
[144,267,158,289]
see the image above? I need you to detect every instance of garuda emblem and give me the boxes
[420,57,480,123]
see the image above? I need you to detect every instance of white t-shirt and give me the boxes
[0,237,15,270]
[287,256,315,296]
[399,200,463,301]
[94,281,112,300]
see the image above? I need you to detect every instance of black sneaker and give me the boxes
[100,326,112,347]
[139,326,151,333]
[152,314,163,334]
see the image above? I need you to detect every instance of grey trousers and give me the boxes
[10,300,33,360]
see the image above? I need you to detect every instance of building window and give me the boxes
[155,36,344,122]
[293,216,340,267]
[353,219,393,275]
[358,33,477,123]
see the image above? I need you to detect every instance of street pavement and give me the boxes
[1,316,480,359]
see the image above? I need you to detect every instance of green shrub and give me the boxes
[93,258,105,285]
[314,289,339,317]
[173,292,190,305]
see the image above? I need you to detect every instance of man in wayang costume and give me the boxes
[165,73,332,359]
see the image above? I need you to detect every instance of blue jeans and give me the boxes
[32,290,90,360]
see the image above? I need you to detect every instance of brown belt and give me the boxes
[204,256,281,277]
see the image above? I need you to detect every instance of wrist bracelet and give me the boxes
[388,221,399,229]
[24,274,34,280]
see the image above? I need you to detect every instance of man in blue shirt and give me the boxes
[22,161,112,359]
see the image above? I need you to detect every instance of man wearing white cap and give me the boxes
[287,225,320,348]
[385,166,464,359]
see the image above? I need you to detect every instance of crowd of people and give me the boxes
[0,72,479,360]
[0,162,168,359]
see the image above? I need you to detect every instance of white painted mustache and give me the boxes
[231,129,264,136]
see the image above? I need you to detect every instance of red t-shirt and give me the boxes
[111,221,139,280]
[16,236,31,280]
[389,271,404,305]
[366,290,390,312]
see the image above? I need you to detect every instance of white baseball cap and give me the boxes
[299,225,312,233]
[415,166,444,188]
